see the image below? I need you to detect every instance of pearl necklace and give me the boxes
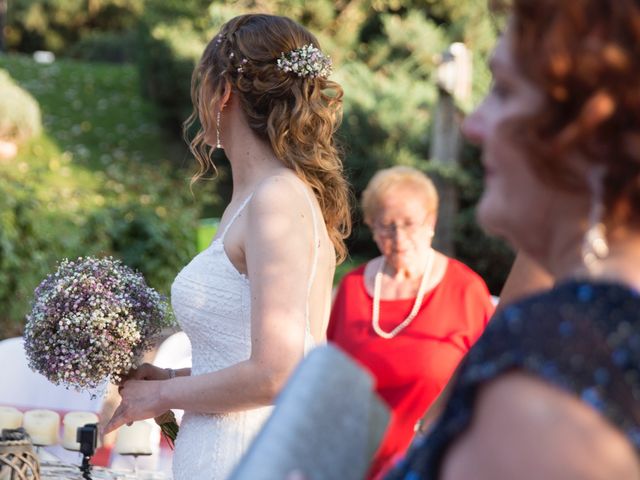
[372,249,435,339]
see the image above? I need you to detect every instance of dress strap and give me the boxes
[219,193,254,241]
[301,187,319,334]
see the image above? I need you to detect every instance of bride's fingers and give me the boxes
[104,404,129,434]
[129,363,163,381]
[129,364,151,380]
[117,378,132,394]
[116,370,136,386]
[117,365,150,387]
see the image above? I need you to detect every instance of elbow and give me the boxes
[254,360,299,404]
[259,377,284,404]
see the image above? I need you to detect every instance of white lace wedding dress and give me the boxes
[170,192,317,480]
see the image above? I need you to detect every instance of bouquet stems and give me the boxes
[154,410,179,449]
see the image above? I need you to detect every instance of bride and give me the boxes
[104,13,351,479]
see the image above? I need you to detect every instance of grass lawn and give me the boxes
[0,54,205,337]
[1,54,184,170]
[0,54,196,211]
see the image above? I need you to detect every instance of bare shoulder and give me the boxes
[244,171,316,250]
[441,372,640,480]
[249,171,311,216]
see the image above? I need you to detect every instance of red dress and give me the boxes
[327,259,494,478]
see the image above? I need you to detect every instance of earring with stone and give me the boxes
[581,166,609,274]
[215,110,223,149]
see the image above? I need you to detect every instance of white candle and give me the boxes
[0,407,23,431]
[62,412,99,450]
[23,409,60,446]
[114,421,152,455]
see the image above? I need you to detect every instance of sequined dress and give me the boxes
[170,193,317,480]
[386,280,640,479]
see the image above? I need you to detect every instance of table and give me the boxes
[41,461,171,479]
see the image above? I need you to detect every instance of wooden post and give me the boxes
[430,90,461,256]
[430,43,472,256]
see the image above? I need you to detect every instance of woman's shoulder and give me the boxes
[464,279,640,402]
[442,257,487,284]
[440,257,492,297]
[440,371,640,480]
[495,279,640,329]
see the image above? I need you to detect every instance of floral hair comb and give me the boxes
[276,44,332,79]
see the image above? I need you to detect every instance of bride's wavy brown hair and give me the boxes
[184,14,352,262]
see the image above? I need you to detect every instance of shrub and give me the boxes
[136,20,206,130]
[135,2,246,130]
[6,0,144,54]
[0,171,84,337]
[0,158,204,338]
[66,31,137,64]
[0,70,42,144]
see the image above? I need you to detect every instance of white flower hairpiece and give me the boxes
[276,44,332,79]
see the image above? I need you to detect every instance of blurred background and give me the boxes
[0,0,512,339]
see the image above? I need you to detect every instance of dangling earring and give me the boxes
[215,110,223,149]
[581,166,609,274]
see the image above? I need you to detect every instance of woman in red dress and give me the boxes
[328,166,495,479]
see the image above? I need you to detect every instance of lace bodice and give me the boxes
[170,192,316,479]
[172,236,253,377]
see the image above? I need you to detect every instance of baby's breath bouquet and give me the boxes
[24,256,173,389]
[25,256,180,446]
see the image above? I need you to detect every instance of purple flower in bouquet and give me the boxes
[24,256,174,390]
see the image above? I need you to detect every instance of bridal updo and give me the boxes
[185,14,351,262]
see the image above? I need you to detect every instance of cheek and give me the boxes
[477,154,553,249]
[374,236,393,255]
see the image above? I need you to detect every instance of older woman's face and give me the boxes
[462,30,555,253]
[370,186,436,271]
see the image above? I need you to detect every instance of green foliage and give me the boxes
[66,30,137,63]
[135,19,212,130]
[338,60,434,190]
[135,2,248,130]
[0,138,94,337]
[0,55,216,338]
[0,69,42,143]
[6,0,144,54]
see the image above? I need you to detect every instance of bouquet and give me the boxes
[24,256,179,445]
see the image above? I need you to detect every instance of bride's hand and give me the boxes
[103,379,167,433]
[121,362,172,382]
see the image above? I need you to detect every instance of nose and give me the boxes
[461,107,485,147]
[389,227,412,246]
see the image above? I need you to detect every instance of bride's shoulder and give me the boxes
[250,171,311,213]
[244,171,317,253]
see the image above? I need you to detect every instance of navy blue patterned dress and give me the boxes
[385,280,640,479]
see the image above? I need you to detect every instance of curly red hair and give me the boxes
[494,0,640,231]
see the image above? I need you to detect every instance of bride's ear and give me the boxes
[220,80,233,111]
